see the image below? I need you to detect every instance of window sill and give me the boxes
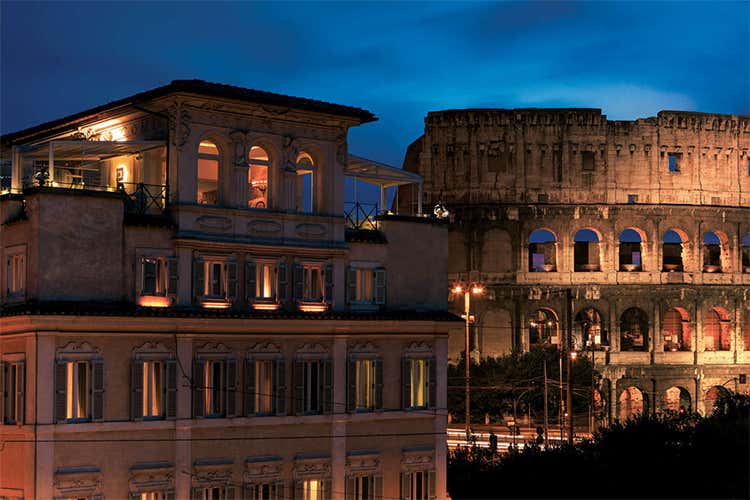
[250,300,281,311]
[297,302,328,313]
[198,298,232,309]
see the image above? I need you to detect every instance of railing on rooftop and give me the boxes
[345,202,379,230]
[119,182,167,215]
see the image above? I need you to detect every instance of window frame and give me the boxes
[248,145,271,210]
[197,140,220,206]
[347,355,383,413]
[245,355,286,417]
[1,358,25,425]
[139,255,178,300]
[346,265,386,307]
[55,357,104,423]
[4,245,26,300]
[193,255,238,306]
[401,356,436,411]
[192,356,237,419]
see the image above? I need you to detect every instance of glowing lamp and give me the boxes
[570,351,578,361]
[452,284,464,294]
[471,285,484,295]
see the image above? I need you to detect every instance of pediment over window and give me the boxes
[56,341,101,359]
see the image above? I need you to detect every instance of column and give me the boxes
[176,247,193,307]
[175,337,193,499]
[331,338,347,499]
[35,335,56,499]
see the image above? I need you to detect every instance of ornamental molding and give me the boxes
[56,341,101,358]
[248,342,282,354]
[296,343,329,355]
[132,341,173,356]
[348,341,379,354]
[196,342,232,355]
[54,467,102,498]
[293,455,331,479]
[401,449,434,471]
[404,341,433,354]
[129,462,174,493]
[346,452,381,473]
[244,456,283,481]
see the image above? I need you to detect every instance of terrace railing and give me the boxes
[344,202,379,230]
[119,182,167,215]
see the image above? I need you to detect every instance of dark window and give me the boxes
[627,194,638,204]
[553,151,563,182]
[668,153,682,172]
[581,151,595,171]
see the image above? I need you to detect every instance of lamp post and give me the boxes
[452,282,484,440]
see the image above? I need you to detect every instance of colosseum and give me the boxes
[399,108,750,424]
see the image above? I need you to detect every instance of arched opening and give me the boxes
[662,229,686,272]
[197,141,219,205]
[575,307,607,349]
[744,311,750,351]
[741,233,750,273]
[574,229,601,272]
[704,386,730,415]
[619,228,643,271]
[703,307,731,351]
[529,308,559,347]
[662,307,691,352]
[528,229,557,272]
[664,386,691,413]
[620,307,649,351]
[296,152,314,213]
[248,146,270,209]
[618,386,646,421]
[702,232,724,273]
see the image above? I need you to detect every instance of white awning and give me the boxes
[345,154,422,187]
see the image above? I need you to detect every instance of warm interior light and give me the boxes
[252,302,281,311]
[202,301,231,309]
[298,304,328,313]
[137,296,170,308]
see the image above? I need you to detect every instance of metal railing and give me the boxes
[344,202,379,230]
[119,182,167,215]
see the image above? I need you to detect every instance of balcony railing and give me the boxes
[345,202,379,230]
[120,182,167,215]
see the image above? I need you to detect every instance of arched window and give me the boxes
[528,229,557,272]
[575,307,607,348]
[664,386,691,413]
[248,146,269,209]
[704,386,730,416]
[702,232,723,273]
[529,308,559,347]
[197,141,219,205]
[618,386,646,421]
[296,152,314,213]
[574,229,601,272]
[663,307,691,352]
[703,307,731,351]
[620,307,649,351]
[662,230,686,272]
[619,228,643,271]
[741,233,750,274]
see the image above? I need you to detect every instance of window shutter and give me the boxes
[428,357,437,410]
[225,358,237,417]
[167,257,179,298]
[277,260,288,303]
[293,264,304,301]
[245,484,256,500]
[347,357,356,412]
[165,490,175,500]
[131,360,144,420]
[374,475,383,500]
[16,361,26,423]
[323,359,334,414]
[193,360,205,418]
[225,485,236,500]
[0,362,5,423]
[275,358,287,416]
[374,358,383,411]
[193,259,205,301]
[141,257,156,295]
[246,260,257,300]
[401,472,412,500]
[428,470,436,499]
[402,358,411,410]
[129,492,140,500]
[165,360,178,419]
[293,480,303,500]
[324,263,334,304]
[55,361,67,423]
[345,476,355,500]
[226,261,238,301]
[192,487,202,500]
[245,358,256,416]
[293,360,304,415]
[322,480,332,499]
[91,360,104,421]
[374,268,386,305]
[273,481,285,500]
[346,267,356,304]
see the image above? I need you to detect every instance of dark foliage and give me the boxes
[448,393,750,499]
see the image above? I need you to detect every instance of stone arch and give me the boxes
[704,385,731,415]
[663,386,692,413]
[741,233,750,273]
[743,308,750,351]
[480,308,513,357]
[482,228,513,273]
[703,306,731,351]
[528,228,557,272]
[702,230,730,273]
[662,306,691,351]
[573,228,603,272]
[618,386,647,421]
[662,228,689,272]
[295,150,316,213]
[619,227,646,271]
[528,307,560,347]
[574,306,607,348]
[620,307,649,351]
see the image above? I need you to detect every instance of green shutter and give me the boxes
[402,358,411,410]
[131,360,144,420]
[374,268,386,305]
[193,258,205,302]
[324,263,334,304]
[245,358,256,416]
[225,359,237,417]
[277,260,288,303]
[14,361,24,423]
[293,360,304,415]
[374,358,383,411]
[167,256,179,298]
[193,360,205,418]
[91,360,104,421]
[293,264,304,301]
[275,359,287,416]
[347,357,357,412]
[323,359,334,414]
[55,361,67,422]
[226,261,238,301]
[428,357,437,410]
[246,260,257,300]
[346,266,356,304]
[165,360,178,419]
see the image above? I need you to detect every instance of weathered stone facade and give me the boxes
[400,107,750,423]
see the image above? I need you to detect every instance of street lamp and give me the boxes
[452,281,484,439]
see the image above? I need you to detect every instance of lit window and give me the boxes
[294,263,332,305]
[137,492,168,500]
[293,358,332,415]
[403,358,434,410]
[245,481,284,500]
[247,259,283,303]
[197,141,219,205]
[346,475,381,500]
[140,256,177,298]
[247,358,285,416]
[248,146,269,209]
[668,153,681,172]
[300,478,329,500]
[132,359,177,420]
[296,153,314,213]
[5,252,25,297]
[194,258,237,304]
[193,358,237,418]
[346,267,387,306]
[1,360,24,424]
[401,470,435,500]
[55,359,103,422]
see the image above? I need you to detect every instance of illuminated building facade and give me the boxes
[0,80,459,500]
[400,107,750,424]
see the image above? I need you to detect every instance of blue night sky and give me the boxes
[2,1,749,172]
